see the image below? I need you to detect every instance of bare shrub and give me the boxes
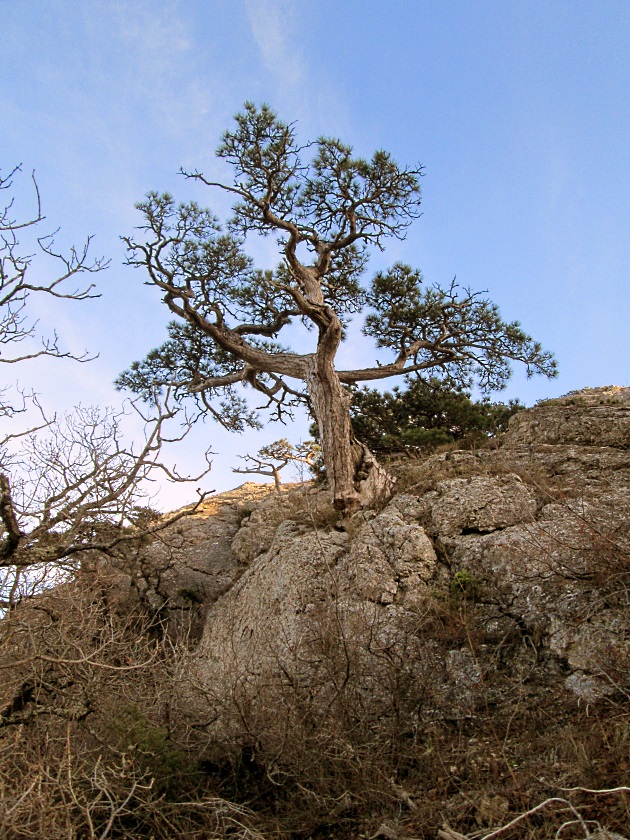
[0,567,268,839]
[182,476,630,837]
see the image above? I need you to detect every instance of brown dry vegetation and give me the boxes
[1,447,629,839]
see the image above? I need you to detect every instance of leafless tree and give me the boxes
[0,392,213,609]
[0,166,212,609]
[0,164,105,366]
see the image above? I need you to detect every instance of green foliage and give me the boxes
[349,377,524,454]
[449,569,482,601]
[216,101,423,247]
[364,264,557,391]
[108,704,193,798]
[115,321,263,431]
[117,103,555,441]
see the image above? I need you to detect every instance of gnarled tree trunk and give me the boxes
[305,355,395,514]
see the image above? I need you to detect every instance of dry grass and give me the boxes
[1,469,629,838]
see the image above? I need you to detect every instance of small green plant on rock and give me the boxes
[450,569,482,602]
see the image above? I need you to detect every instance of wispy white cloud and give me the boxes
[114,0,192,57]
[243,0,352,147]
[244,0,303,92]
[107,1,206,136]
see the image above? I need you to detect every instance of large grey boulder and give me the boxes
[504,385,630,449]
[420,474,537,537]
[191,387,629,727]
[196,495,438,678]
[340,495,437,605]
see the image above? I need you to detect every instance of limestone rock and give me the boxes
[122,482,277,639]
[339,496,437,604]
[231,485,336,564]
[193,495,441,738]
[504,385,630,449]
[424,474,537,537]
[441,494,630,684]
[191,387,629,727]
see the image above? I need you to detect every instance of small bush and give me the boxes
[450,569,482,602]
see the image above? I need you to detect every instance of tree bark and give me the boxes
[272,467,282,493]
[0,473,22,562]
[305,356,395,514]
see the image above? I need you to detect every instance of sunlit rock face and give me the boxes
[191,387,629,731]
[416,473,537,537]
[502,385,630,449]
[85,482,278,641]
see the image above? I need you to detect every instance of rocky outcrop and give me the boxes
[194,387,630,729]
[415,473,537,537]
[3,388,628,839]
[85,482,279,640]
[197,493,439,673]
[503,385,630,449]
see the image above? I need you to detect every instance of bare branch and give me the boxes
[0,391,213,607]
[0,165,107,368]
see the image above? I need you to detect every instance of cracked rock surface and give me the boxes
[192,387,630,721]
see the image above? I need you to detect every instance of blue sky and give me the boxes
[3,0,629,507]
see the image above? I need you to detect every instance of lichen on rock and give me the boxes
[191,387,630,725]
